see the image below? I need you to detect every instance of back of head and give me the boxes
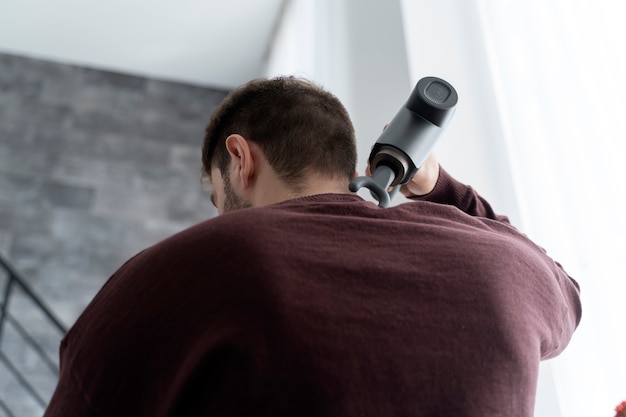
[202,76,357,189]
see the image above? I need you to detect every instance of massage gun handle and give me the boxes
[350,76,458,207]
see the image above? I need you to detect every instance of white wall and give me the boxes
[0,0,284,88]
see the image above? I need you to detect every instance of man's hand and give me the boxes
[398,153,439,197]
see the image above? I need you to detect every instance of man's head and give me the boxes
[202,76,357,213]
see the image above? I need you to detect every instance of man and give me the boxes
[45,76,581,416]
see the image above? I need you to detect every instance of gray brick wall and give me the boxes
[0,52,227,416]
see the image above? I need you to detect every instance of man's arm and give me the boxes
[407,155,582,356]
[404,155,509,223]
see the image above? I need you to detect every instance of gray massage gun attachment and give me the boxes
[349,76,458,207]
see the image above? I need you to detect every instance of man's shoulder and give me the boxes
[162,204,292,247]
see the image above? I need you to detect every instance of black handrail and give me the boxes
[0,254,68,336]
[0,252,68,416]
[0,398,17,417]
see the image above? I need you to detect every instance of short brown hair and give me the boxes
[202,76,357,188]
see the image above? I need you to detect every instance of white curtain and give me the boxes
[473,1,626,415]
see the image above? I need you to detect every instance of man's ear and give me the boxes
[225,134,255,189]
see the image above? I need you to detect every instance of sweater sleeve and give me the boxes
[410,165,511,224]
[414,165,582,356]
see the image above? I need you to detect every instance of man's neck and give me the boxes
[253,174,352,207]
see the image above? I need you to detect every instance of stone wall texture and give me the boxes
[0,52,227,416]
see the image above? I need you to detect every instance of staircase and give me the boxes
[0,253,67,417]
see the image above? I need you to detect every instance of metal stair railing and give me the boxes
[0,252,68,417]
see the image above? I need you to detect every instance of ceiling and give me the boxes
[0,0,286,89]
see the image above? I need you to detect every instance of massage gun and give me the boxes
[349,76,458,207]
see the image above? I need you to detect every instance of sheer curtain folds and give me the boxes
[475,1,626,415]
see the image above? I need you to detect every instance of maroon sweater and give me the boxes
[45,168,581,417]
